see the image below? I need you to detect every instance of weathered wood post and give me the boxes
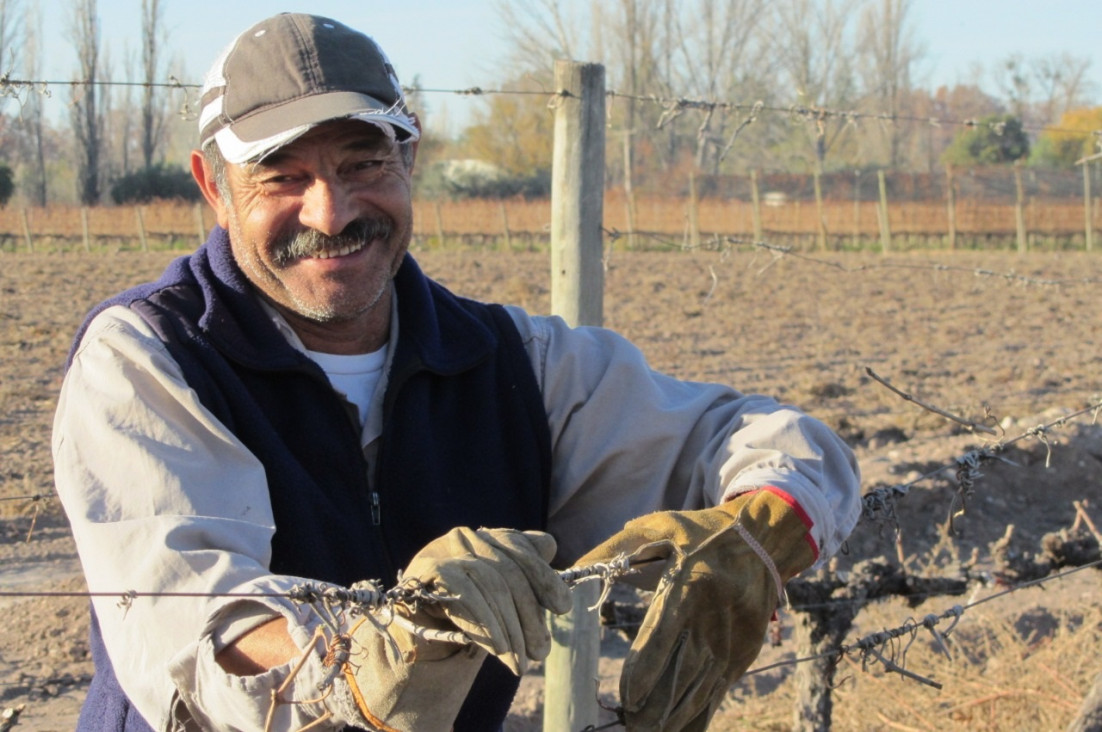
[813,170,827,251]
[1081,153,1099,252]
[623,130,638,251]
[1014,162,1027,253]
[135,207,149,252]
[877,170,891,254]
[20,208,33,253]
[499,200,513,251]
[852,170,861,250]
[433,200,446,248]
[545,58,605,732]
[946,164,957,250]
[750,169,764,243]
[687,169,701,250]
[194,203,207,248]
[80,207,91,253]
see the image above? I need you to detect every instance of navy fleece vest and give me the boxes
[71,228,552,731]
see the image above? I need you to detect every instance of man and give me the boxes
[53,12,860,732]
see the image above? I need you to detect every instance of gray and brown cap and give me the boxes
[198,13,420,164]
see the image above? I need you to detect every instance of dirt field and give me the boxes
[2,245,1101,730]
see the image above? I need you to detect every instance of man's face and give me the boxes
[212,120,415,344]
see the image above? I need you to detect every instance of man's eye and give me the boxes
[263,174,299,185]
[352,159,384,173]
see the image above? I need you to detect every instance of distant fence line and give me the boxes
[0,180,1099,254]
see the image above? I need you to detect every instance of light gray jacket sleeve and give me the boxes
[504,307,862,565]
[53,306,345,731]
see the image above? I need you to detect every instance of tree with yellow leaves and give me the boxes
[1031,107,1102,168]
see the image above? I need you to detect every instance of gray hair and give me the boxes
[201,139,233,209]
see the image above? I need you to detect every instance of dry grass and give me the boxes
[716,583,1102,731]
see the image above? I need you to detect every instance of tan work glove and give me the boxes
[337,527,572,731]
[577,489,817,731]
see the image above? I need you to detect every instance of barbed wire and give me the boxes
[1,73,1099,142]
[860,397,1102,526]
[0,556,639,618]
[604,89,1102,140]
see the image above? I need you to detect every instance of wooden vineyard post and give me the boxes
[1014,162,1027,253]
[946,164,957,250]
[623,131,638,250]
[852,170,860,250]
[750,169,764,243]
[195,203,207,247]
[434,200,446,248]
[687,169,701,250]
[1085,160,1094,252]
[545,58,605,732]
[813,170,827,251]
[499,200,512,251]
[135,207,149,252]
[20,208,33,253]
[877,170,891,254]
[81,207,91,253]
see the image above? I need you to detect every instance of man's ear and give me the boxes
[191,150,232,230]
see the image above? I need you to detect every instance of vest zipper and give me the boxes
[370,491,382,525]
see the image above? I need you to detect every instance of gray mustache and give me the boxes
[273,218,393,265]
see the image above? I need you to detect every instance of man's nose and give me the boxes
[298,178,358,236]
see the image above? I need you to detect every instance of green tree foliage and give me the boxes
[1030,107,1102,168]
[0,165,14,207]
[109,164,200,204]
[941,114,1029,165]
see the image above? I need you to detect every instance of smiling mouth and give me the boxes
[311,240,367,259]
[274,218,393,266]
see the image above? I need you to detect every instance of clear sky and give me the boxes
[33,0,1102,134]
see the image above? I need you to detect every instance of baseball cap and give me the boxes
[198,13,420,164]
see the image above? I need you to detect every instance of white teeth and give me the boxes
[313,242,365,259]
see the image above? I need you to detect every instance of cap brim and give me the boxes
[216,90,420,164]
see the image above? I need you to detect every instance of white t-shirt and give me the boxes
[306,346,388,426]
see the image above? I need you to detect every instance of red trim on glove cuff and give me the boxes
[759,485,819,561]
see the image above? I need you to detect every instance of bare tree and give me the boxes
[856,0,923,168]
[768,0,862,172]
[663,0,770,173]
[19,1,47,205]
[493,0,777,183]
[1029,53,1096,128]
[0,0,23,119]
[140,0,168,169]
[69,0,104,205]
[116,50,140,177]
[492,0,585,77]
[991,52,1096,135]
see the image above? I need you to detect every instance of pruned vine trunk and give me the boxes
[791,603,857,731]
[1068,671,1102,732]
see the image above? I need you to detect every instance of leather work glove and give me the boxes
[336,527,572,732]
[577,489,817,731]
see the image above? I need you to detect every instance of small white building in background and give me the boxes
[439,159,507,189]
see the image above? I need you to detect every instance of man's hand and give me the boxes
[577,489,817,731]
[339,527,572,731]
[401,526,573,674]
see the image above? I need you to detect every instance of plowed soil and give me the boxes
[2,246,1101,730]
